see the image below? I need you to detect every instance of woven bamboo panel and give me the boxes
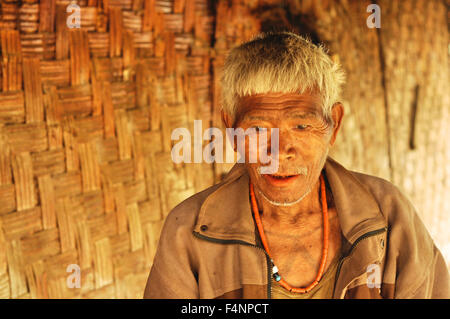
[0,0,448,299]
[0,0,218,299]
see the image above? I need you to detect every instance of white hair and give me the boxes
[221,31,346,123]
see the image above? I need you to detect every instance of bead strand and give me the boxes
[250,173,329,293]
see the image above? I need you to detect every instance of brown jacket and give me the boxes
[144,157,450,298]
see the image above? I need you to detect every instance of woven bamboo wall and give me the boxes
[0,0,221,299]
[0,0,448,299]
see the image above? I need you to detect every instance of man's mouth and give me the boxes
[262,174,301,186]
[268,174,296,179]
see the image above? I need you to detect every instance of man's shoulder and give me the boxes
[347,169,427,234]
[326,157,406,210]
[163,163,246,228]
[350,170,402,199]
[164,182,224,229]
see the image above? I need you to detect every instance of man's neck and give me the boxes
[254,179,323,227]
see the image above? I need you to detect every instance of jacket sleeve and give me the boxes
[384,185,450,298]
[143,209,199,299]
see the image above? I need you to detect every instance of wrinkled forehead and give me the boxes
[234,92,324,124]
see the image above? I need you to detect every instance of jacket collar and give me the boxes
[193,156,387,247]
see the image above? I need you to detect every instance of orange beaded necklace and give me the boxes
[249,173,329,293]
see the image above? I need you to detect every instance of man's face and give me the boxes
[229,92,342,205]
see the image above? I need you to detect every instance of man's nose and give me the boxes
[277,130,297,161]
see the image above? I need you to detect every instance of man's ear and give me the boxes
[221,109,233,128]
[329,102,344,146]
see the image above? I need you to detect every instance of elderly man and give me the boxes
[144,32,449,299]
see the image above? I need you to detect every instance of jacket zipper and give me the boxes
[332,226,388,298]
[192,231,273,299]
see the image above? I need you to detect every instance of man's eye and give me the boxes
[295,124,309,130]
[251,126,265,132]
